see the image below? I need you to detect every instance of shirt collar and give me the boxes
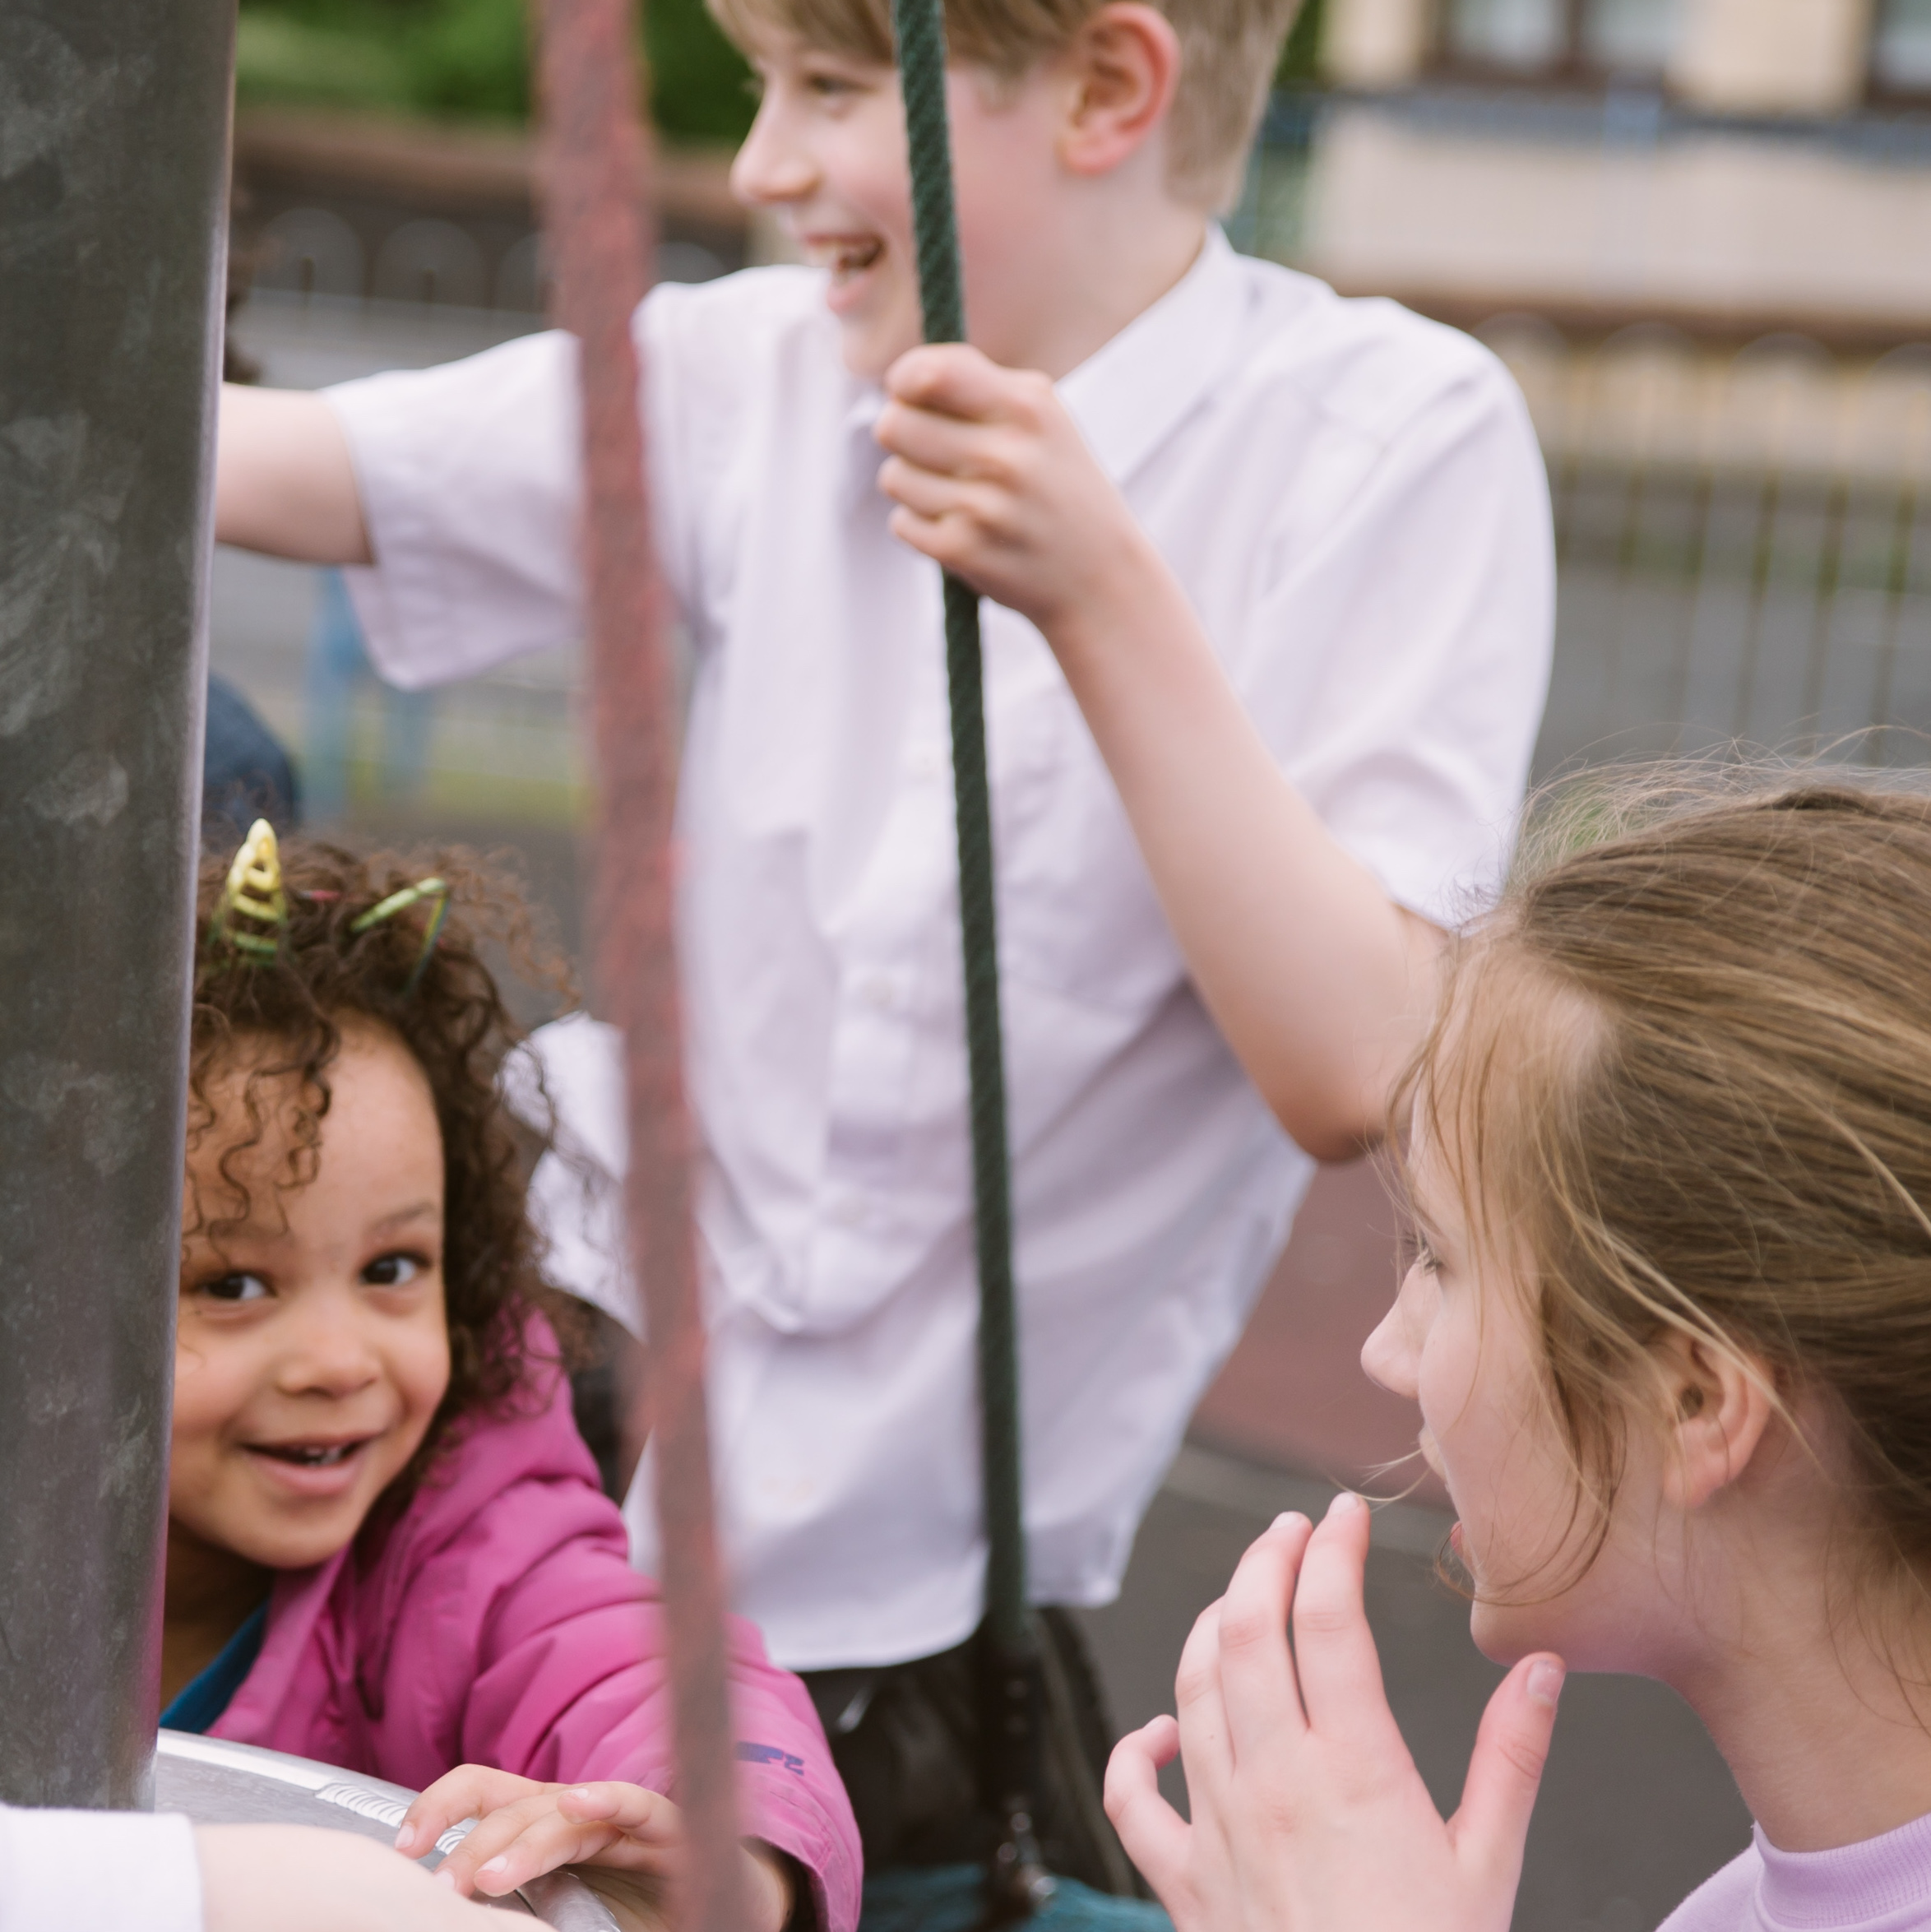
[1754,1810,1931,1927]
[841,225,1251,490]
[1056,225,1251,487]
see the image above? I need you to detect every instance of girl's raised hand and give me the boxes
[1104,1493,1566,1932]
[396,1767,794,1932]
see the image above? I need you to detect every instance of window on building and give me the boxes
[1874,0,1931,91]
[1441,0,1681,76]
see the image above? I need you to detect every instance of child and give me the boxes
[1103,777,1931,1931]
[214,0,1554,1883]
[169,826,859,1932]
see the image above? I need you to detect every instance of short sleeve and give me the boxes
[0,1805,201,1932]
[326,327,588,689]
[1243,347,1554,927]
[323,282,709,692]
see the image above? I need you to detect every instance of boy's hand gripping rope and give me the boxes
[890,2,1054,1920]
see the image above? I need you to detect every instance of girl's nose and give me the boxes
[276,1296,383,1398]
[1361,1272,1424,1399]
[729,99,817,208]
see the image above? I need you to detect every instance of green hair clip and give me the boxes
[350,875,451,999]
[218,820,289,961]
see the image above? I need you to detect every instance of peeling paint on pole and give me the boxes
[0,0,233,1807]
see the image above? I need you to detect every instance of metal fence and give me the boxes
[1485,323,1931,776]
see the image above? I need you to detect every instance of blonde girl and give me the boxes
[1104,780,1931,1932]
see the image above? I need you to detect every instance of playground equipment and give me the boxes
[0,0,233,1811]
[155,1732,619,1924]
[890,0,1051,1914]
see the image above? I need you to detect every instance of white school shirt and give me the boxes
[327,228,1553,1671]
[0,1805,201,1932]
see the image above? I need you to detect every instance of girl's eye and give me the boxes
[363,1252,428,1288]
[1410,1239,1442,1276]
[804,69,859,100]
[198,1272,271,1304]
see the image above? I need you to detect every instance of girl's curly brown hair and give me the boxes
[189,836,577,1498]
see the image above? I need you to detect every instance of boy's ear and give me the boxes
[1055,2,1183,179]
[1657,1327,1779,1512]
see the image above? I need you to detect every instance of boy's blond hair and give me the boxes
[710,0,1305,207]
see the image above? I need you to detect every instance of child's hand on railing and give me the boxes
[1103,1494,1566,1932]
[397,1768,794,1932]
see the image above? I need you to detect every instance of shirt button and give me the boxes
[857,972,898,1012]
[906,744,946,781]
[827,1194,868,1229]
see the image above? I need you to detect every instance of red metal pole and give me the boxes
[533,7,745,1931]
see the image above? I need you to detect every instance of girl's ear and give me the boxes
[1658,1328,1778,1512]
[1055,2,1182,179]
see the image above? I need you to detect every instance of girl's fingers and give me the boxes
[1214,1513,1315,1764]
[455,1807,623,1899]
[1451,1653,1564,1883]
[398,1766,544,1857]
[432,1795,574,1895]
[1288,1493,1401,1747]
[555,1783,688,1860]
[1103,1721,1192,1902]
[1172,1599,1234,1805]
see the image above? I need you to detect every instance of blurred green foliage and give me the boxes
[234,0,1322,139]
[234,0,758,141]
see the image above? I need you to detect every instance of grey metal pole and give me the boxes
[0,0,235,1808]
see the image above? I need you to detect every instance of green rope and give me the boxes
[890,1,1051,1920]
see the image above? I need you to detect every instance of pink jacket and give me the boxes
[211,1350,860,1932]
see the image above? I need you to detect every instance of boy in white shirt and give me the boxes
[215,0,1552,1897]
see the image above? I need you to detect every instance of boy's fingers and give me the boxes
[883,343,1026,421]
[1215,1513,1314,1764]
[877,453,965,520]
[874,400,994,479]
[1452,1653,1563,1882]
[1104,1722,1191,1901]
[399,1766,543,1856]
[1288,1493,1400,1746]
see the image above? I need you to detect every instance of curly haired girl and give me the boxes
[165,828,859,1932]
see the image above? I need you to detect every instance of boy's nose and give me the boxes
[729,101,817,208]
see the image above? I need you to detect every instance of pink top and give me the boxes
[208,1339,861,1932]
[1662,1813,1931,1932]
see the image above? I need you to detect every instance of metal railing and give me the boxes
[1481,322,1931,775]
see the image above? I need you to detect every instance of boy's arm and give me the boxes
[215,382,373,564]
[874,350,1448,1161]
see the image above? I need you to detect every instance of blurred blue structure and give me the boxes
[204,673,300,845]
[302,568,433,818]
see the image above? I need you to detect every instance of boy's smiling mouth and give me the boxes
[803,233,884,285]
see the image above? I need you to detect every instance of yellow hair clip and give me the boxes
[218,819,288,961]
